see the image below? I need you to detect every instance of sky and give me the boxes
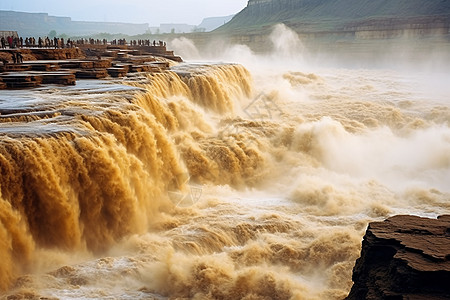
[0,0,249,26]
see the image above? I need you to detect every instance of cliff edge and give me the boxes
[346,215,450,300]
[219,0,450,33]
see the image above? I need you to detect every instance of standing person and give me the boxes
[11,52,17,64]
[17,52,23,63]
[7,36,13,48]
[1,37,5,49]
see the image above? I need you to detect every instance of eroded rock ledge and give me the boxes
[346,215,450,300]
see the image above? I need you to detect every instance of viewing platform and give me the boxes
[0,44,181,90]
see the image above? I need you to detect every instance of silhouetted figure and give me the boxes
[11,53,17,64]
[17,52,23,63]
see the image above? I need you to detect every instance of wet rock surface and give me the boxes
[346,214,450,300]
[0,45,181,89]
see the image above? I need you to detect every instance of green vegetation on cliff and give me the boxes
[218,0,450,33]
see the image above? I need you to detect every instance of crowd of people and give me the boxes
[1,35,169,66]
[1,35,167,49]
[1,36,75,49]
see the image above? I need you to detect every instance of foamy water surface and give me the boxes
[1,26,449,300]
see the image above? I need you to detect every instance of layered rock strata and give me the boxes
[346,215,450,300]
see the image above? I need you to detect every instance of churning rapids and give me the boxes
[1,29,450,300]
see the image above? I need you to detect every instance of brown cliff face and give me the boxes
[346,215,450,300]
[208,0,450,57]
[218,0,450,37]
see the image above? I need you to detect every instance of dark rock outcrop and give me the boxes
[346,215,450,300]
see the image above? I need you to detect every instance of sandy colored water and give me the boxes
[1,27,449,299]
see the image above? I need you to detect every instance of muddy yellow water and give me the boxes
[0,59,449,299]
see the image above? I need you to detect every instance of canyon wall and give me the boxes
[205,0,450,54]
[223,0,450,31]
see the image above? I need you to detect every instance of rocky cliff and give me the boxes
[205,0,450,56]
[220,0,450,33]
[346,215,450,300]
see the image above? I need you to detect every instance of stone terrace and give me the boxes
[0,45,182,89]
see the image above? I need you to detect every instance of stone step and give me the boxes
[4,81,41,88]
[0,71,75,87]
[130,65,143,72]
[24,63,60,71]
[118,56,156,65]
[0,73,42,88]
[39,72,76,85]
[131,65,156,73]
[56,61,80,69]
[149,62,169,70]
[107,67,128,77]
[92,59,112,69]
[4,64,33,72]
[112,63,132,72]
[75,69,108,79]
[0,73,43,83]
[57,60,94,69]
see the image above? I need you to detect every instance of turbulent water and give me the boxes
[1,27,450,300]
